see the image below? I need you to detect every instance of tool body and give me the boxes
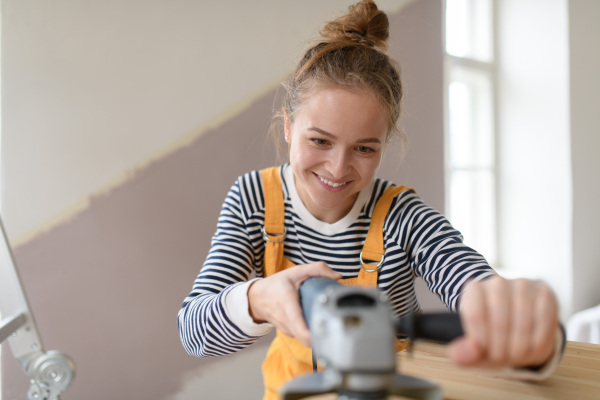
[280,277,463,400]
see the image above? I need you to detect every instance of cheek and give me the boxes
[290,143,319,166]
[356,157,383,182]
[289,147,311,179]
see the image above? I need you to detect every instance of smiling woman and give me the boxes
[4,0,595,399]
[285,87,388,223]
[178,1,563,400]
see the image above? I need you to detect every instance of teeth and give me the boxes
[319,176,347,188]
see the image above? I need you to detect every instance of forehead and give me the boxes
[294,86,389,139]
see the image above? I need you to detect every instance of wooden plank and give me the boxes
[396,341,600,399]
[297,341,600,399]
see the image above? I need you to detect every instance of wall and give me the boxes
[569,0,600,316]
[1,1,446,399]
[496,0,573,319]
[497,0,600,322]
[0,0,411,245]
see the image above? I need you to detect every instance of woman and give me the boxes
[178,1,563,399]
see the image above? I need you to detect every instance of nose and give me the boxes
[328,148,351,178]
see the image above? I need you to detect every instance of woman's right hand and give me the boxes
[247,262,342,347]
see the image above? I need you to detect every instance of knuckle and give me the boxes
[491,275,506,285]
[537,285,557,304]
[513,278,530,295]
[462,305,486,326]
[488,275,508,291]
[491,315,510,332]
[514,314,533,335]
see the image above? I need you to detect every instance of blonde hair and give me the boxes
[271,0,404,159]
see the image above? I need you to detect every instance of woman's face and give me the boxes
[285,86,389,223]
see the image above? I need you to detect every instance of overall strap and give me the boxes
[261,167,288,277]
[262,167,285,237]
[261,167,414,280]
[360,185,414,272]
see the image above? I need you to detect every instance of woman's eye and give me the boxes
[357,146,375,154]
[311,138,328,146]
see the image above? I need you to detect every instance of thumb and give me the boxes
[304,261,343,281]
[447,337,484,366]
[289,262,342,289]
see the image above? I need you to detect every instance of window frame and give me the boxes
[443,0,500,268]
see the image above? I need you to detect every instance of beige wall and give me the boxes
[1,1,445,399]
[0,0,411,244]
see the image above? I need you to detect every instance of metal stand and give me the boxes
[0,216,75,400]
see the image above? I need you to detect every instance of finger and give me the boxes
[527,284,558,366]
[282,289,312,346]
[307,261,343,279]
[508,279,535,364]
[460,279,488,363]
[291,262,342,287]
[486,277,511,366]
[447,336,486,365]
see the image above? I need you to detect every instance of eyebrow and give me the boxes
[308,126,382,144]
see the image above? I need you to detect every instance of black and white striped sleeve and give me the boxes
[178,172,271,357]
[391,191,496,311]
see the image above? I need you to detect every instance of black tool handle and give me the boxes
[396,312,464,343]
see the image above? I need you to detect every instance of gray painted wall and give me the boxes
[569,0,600,319]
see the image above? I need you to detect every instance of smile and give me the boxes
[318,175,349,188]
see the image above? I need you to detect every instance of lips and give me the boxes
[315,173,351,189]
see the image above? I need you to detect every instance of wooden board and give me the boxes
[396,341,600,399]
[303,341,600,399]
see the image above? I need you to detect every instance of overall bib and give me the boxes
[259,167,413,400]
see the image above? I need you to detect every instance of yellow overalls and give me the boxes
[259,167,413,400]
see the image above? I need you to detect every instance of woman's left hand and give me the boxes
[447,275,559,368]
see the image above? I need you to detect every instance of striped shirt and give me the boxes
[178,164,494,357]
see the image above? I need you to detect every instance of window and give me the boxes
[444,0,497,266]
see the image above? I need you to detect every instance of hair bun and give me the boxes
[320,0,390,50]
